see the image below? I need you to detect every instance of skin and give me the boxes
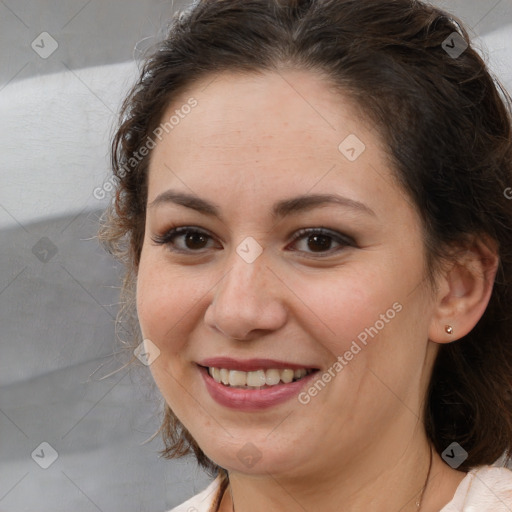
[136,69,498,511]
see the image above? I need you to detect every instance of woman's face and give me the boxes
[137,69,439,478]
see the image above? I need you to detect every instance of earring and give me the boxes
[445,325,454,335]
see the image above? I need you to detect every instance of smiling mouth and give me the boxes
[203,366,317,389]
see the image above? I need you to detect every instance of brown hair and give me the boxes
[99,0,512,476]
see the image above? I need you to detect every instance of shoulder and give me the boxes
[167,475,225,512]
[441,465,512,511]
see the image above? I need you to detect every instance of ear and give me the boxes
[428,235,499,344]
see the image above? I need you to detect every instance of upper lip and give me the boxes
[197,357,319,372]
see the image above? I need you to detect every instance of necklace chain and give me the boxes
[416,445,434,511]
[229,445,433,512]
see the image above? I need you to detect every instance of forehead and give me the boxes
[147,69,404,219]
[153,69,373,158]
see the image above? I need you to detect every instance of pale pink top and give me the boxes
[168,466,512,512]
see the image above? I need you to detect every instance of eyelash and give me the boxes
[151,226,355,258]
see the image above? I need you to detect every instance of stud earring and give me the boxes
[445,325,454,335]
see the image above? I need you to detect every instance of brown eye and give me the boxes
[305,233,334,252]
[151,227,218,252]
[289,228,353,257]
[183,231,209,250]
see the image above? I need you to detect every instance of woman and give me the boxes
[99,0,512,510]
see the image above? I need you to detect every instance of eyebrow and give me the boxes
[148,190,376,219]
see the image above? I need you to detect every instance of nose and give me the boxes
[204,249,288,341]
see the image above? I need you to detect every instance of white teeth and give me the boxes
[247,370,267,387]
[220,368,230,385]
[211,367,221,382]
[228,370,247,387]
[207,367,313,388]
[294,369,307,379]
[280,369,294,384]
[265,369,281,386]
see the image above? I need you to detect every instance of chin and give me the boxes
[200,437,307,477]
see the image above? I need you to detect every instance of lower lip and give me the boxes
[198,365,319,411]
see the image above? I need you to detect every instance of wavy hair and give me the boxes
[99,0,512,476]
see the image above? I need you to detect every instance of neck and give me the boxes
[222,431,437,512]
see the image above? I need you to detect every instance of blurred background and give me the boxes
[1,1,511,511]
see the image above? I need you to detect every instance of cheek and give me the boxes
[287,265,401,353]
[135,254,203,410]
[285,254,429,396]
[136,252,196,353]
[289,267,427,426]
